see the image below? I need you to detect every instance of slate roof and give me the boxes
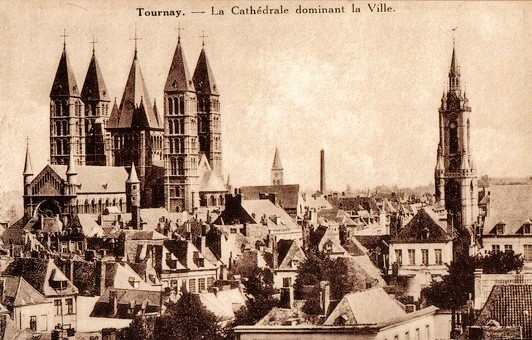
[276,239,306,270]
[91,288,162,318]
[0,275,49,309]
[391,208,452,243]
[3,258,78,297]
[343,237,368,256]
[193,47,219,96]
[241,200,299,230]
[50,47,80,98]
[334,256,386,288]
[475,285,532,340]
[49,164,128,193]
[81,51,110,102]
[240,185,300,211]
[165,37,195,93]
[108,52,161,129]
[482,185,532,235]
[324,287,405,325]
[163,239,217,271]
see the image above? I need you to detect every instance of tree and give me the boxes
[156,292,222,340]
[223,267,278,339]
[422,251,524,309]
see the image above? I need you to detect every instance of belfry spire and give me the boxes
[23,137,33,176]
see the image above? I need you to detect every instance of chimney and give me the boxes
[319,281,330,315]
[272,239,279,269]
[69,258,74,283]
[200,236,206,252]
[474,269,483,310]
[280,286,294,309]
[110,289,118,316]
[320,149,326,194]
[97,260,106,296]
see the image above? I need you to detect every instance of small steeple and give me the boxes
[23,138,33,176]
[165,34,195,93]
[127,162,140,183]
[81,44,110,102]
[272,147,283,170]
[448,43,461,93]
[193,42,219,96]
[50,42,80,98]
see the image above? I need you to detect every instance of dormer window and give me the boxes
[291,259,299,268]
[197,258,205,267]
[523,224,531,235]
[496,224,505,235]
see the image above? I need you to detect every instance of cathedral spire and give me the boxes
[165,34,195,93]
[81,45,110,102]
[193,44,219,96]
[23,138,33,176]
[50,42,80,98]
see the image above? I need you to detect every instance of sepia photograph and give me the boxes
[0,1,530,339]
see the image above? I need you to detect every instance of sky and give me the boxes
[0,1,530,194]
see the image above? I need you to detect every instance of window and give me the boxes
[435,249,443,265]
[189,278,197,293]
[492,245,501,253]
[207,277,214,289]
[523,224,531,235]
[170,280,178,288]
[421,249,429,265]
[283,277,292,287]
[395,249,403,265]
[54,299,62,315]
[198,278,206,292]
[30,316,37,332]
[504,245,513,252]
[408,249,416,265]
[524,245,532,262]
[496,224,505,235]
[66,298,74,314]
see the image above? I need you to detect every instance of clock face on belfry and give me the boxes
[450,122,456,129]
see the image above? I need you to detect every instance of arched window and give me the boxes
[91,200,96,214]
[171,157,177,175]
[84,200,89,214]
[62,121,68,135]
[63,140,69,156]
[179,97,185,115]
[168,97,174,115]
[219,195,225,206]
[210,195,216,207]
[178,157,185,175]
[174,97,179,115]
[169,119,174,134]
[449,121,459,154]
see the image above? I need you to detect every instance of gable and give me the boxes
[392,208,451,243]
[29,165,64,196]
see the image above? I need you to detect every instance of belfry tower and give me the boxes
[81,41,111,166]
[193,37,222,175]
[163,34,200,212]
[49,38,86,166]
[435,42,479,257]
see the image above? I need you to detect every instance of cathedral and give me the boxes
[434,44,479,258]
[23,32,227,228]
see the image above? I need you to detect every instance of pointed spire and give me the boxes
[165,35,195,93]
[81,45,110,102]
[23,138,33,176]
[113,51,158,129]
[226,174,231,187]
[272,147,283,170]
[127,162,140,183]
[50,44,80,98]
[193,45,219,96]
[449,46,460,77]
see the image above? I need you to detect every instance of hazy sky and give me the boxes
[0,1,530,194]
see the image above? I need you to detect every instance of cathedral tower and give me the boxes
[193,42,222,175]
[107,41,163,192]
[81,44,111,166]
[50,41,85,166]
[435,44,479,257]
[164,34,199,212]
[271,147,284,185]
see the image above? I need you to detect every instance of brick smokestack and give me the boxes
[320,149,326,194]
